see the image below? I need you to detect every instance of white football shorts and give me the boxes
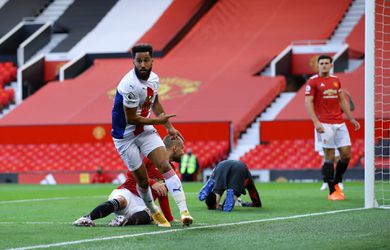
[113,126,165,171]
[108,188,149,217]
[314,130,340,157]
[315,122,351,151]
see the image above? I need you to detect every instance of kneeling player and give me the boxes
[73,136,184,226]
[198,160,262,212]
[73,179,168,227]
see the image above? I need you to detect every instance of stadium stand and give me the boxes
[0,0,357,175]
[346,15,365,58]
[240,139,364,170]
[0,140,228,173]
[51,0,118,52]
[136,0,215,55]
[0,61,16,112]
[0,0,50,37]
[68,0,173,56]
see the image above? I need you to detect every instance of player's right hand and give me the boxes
[314,121,325,133]
[157,113,176,124]
[350,118,361,131]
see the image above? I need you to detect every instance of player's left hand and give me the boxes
[167,127,185,141]
[350,118,360,131]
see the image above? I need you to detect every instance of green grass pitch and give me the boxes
[0,182,389,249]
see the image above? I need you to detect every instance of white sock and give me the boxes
[163,169,188,213]
[136,184,159,213]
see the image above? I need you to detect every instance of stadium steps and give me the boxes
[34,0,74,24]
[28,34,68,61]
[0,0,8,9]
[228,93,296,160]
[328,0,365,44]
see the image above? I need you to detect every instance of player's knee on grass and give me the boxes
[113,196,128,210]
[126,211,152,225]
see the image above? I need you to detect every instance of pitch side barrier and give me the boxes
[260,120,364,141]
[0,121,232,145]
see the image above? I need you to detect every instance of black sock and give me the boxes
[87,199,120,220]
[334,159,349,183]
[126,211,151,225]
[322,161,335,194]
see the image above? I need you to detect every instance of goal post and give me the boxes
[366,0,390,209]
[365,0,375,208]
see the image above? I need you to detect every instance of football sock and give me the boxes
[126,211,151,225]
[137,184,159,214]
[334,159,349,183]
[157,195,174,222]
[163,169,188,213]
[88,199,120,220]
[322,161,335,194]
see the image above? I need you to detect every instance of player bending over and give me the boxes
[198,160,262,212]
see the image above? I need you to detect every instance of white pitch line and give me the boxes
[5,207,367,250]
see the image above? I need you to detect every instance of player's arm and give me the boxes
[305,95,324,133]
[339,91,360,130]
[124,106,175,125]
[152,95,184,140]
[245,179,262,207]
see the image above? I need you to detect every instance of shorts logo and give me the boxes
[128,92,136,100]
[173,186,182,192]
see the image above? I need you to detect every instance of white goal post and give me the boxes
[365,0,375,209]
[366,0,390,209]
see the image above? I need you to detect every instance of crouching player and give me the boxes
[198,160,262,212]
[73,136,183,226]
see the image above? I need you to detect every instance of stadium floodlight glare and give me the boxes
[366,0,390,209]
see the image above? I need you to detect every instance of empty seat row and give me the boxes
[0,140,230,173]
[240,139,365,170]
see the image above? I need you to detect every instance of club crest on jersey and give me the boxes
[333,82,339,88]
[323,89,337,96]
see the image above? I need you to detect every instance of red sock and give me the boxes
[158,196,174,222]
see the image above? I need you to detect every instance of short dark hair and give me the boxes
[162,135,183,150]
[205,192,217,210]
[317,54,333,63]
[131,43,153,58]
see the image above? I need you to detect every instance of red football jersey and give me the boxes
[305,74,344,124]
